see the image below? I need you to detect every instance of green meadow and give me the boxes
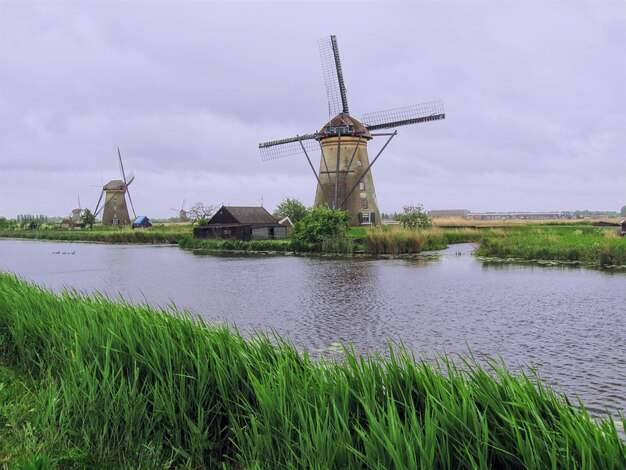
[475,225,626,267]
[1,273,625,468]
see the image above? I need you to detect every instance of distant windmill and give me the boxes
[170,199,188,222]
[93,147,137,226]
[259,35,445,226]
[71,196,82,224]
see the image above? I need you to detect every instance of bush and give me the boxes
[397,204,432,229]
[290,205,351,252]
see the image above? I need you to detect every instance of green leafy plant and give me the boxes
[397,204,432,229]
[80,208,96,229]
[272,197,307,223]
[290,205,351,251]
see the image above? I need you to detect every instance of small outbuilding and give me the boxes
[132,215,152,229]
[194,206,287,241]
[621,220,626,237]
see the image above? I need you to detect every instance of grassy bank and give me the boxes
[476,225,626,266]
[178,236,294,252]
[0,224,191,244]
[362,227,484,255]
[1,273,625,468]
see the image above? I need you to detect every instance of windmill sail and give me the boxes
[362,100,445,130]
[259,134,319,161]
[318,35,349,117]
[118,147,136,219]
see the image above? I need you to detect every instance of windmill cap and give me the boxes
[319,113,372,140]
[104,179,126,190]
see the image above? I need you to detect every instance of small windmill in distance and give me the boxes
[93,147,137,226]
[259,35,445,226]
[71,196,82,224]
[170,199,189,222]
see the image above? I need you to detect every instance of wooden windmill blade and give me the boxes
[362,100,446,130]
[117,147,137,219]
[258,133,319,161]
[93,189,105,216]
[318,35,350,116]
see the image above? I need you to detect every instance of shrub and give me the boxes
[397,204,432,229]
[290,205,351,252]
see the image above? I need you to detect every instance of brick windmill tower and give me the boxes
[259,35,445,226]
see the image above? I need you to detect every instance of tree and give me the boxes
[272,197,307,223]
[188,202,216,222]
[397,204,431,229]
[621,206,626,217]
[291,205,351,250]
[0,217,16,230]
[81,208,96,229]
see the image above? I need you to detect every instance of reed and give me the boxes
[476,226,626,266]
[1,273,624,468]
[178,236,294,252]
[0,224,191,244]
[363,227,483,255]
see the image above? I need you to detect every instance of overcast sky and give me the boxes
[1,0,624,219]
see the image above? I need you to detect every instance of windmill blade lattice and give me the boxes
[259,134,319,161]
[362,100,445,130]
[117,147,137,219]
[318,35,349,117]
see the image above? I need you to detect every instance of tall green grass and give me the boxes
[364,227,483,255]
[178,235,294,253]
[1,273,624,467]
[476,226,626,266]
[0,224,191,244]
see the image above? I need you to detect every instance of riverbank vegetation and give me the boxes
[1,216,624,265]
[1,273,625,467]
[475,225,626,266]
[0,223,190,244]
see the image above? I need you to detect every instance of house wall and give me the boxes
[194,225,250,241]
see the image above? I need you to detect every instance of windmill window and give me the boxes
[112,218,119,225]
[357,160,362,167]
[360,212,371,224]
[361,198,369,209]
[359,182,365,190]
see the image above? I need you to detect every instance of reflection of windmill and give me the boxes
[94,147,137,226]
[259,35,445,226]
[170,199,188,222]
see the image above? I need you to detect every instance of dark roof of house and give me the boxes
[209,206,277,225]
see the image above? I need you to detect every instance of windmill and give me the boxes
[170,199,188,222]
[93,147,137,226]
[69,196,82,225]
[259,35,445,226]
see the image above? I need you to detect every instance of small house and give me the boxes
[132,215,152,229]
[194,206,287,241]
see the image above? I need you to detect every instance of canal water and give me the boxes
[1,239,625,417]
